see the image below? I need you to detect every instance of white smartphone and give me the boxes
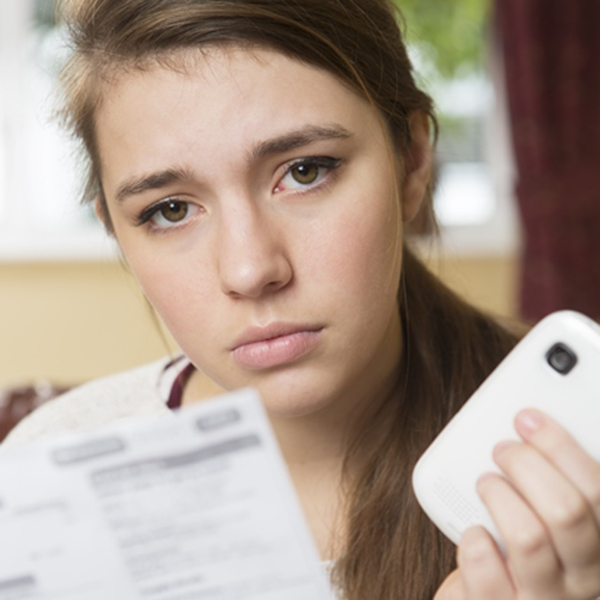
[412,310,600,546]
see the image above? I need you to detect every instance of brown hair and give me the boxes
[57,1,520,598]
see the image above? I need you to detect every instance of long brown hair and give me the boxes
[57,1,520,597]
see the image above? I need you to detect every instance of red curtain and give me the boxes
[496,0,600,321]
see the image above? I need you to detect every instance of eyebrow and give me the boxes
[115,167,195,204]
[114,124,353,204]
[249,124,353,161]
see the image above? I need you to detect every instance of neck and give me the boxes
[267,367,401,561]
[270,365,400,468]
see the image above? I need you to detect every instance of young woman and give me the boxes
[5,0,600,598]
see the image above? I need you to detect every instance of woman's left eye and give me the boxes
[274,157,341,193]
[135,198,202,231]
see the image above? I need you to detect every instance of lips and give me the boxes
[230,323,324,370]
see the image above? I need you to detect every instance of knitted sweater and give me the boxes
[2,359,173,448]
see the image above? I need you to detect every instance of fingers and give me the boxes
[514,410,600,527]
[493,440,600,576]
[433,569,465,600]
[457,526,515,599]
[480,409,600,599]
[477,472,564,596]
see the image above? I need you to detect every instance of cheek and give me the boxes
[119,242,216,335]
[302,190,403,306]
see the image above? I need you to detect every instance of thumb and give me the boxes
[434,569,465,600]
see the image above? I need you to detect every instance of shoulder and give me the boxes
[2,358,173,448]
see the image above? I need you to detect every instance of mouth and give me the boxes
[231,323,324,370]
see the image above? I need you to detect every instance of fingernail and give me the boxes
[476,471,496,486]
[517,409,544,434]
[494,440,516,457]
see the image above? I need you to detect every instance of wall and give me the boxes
[0,255,519,388]
[425,254,519,318]
[0,262,177,387]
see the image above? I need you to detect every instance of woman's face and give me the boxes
[95,47,425,417]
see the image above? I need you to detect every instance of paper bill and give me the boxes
[0,389,333,600]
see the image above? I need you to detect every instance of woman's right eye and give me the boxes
[136,199,202,231]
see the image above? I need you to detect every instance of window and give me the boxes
[0,0,116,261]
[403,0,521,256]
[428,47,521,255]
[0,0,518,261]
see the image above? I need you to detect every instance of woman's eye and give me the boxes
[290,163,320,185]
[275,157,341,193]
[158,200,189,223]
[136,199,201,230]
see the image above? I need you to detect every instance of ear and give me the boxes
[399,111,433,223]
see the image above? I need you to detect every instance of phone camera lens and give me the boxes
[546,343,577,375]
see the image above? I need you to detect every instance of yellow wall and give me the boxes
[0,255,519,388]
[425,254,519,319]
[0,262,177,388]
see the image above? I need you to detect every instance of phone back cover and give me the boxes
[412,311,600,545]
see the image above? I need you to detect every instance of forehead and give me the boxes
[98,46,379,137]
[94,46,388,189]
[104,44,361,100]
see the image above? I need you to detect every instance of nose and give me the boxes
[218,204,292,299]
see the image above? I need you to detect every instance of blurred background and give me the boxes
[0,0,599,390]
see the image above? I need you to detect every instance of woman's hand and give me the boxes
[434,409,600,600]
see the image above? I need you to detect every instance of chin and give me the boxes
[202,359,344,418]
[252,374,342,419]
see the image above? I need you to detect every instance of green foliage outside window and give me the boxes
[35,0,489,80]
[397,0,491,80]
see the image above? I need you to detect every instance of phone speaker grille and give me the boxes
[433,478,482,527]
